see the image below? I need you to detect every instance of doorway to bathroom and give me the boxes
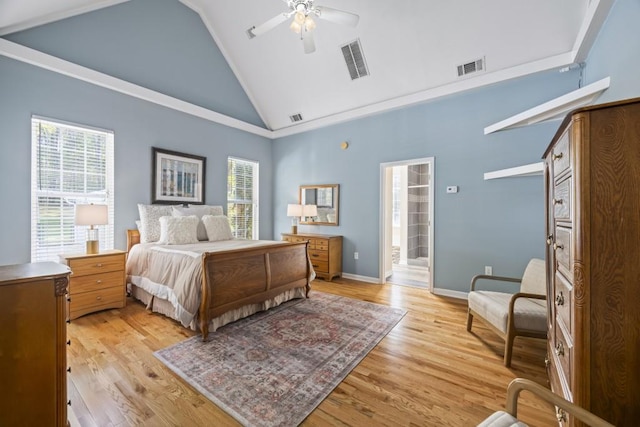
[380,157,434,289]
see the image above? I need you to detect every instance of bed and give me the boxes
[126,208,313,340]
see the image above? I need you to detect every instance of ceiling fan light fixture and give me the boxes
[304,16,316,31]
[290,19,302,33]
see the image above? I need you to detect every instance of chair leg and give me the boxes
[504,329,515,367]
[466,310,473,332]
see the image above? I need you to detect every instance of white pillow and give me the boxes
[172,205,223,241]
[202,215,234,241]
[137,204,173,243]
[158,215,199,245]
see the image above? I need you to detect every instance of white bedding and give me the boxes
[126,239,304,330]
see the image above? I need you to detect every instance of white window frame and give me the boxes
[31,116,115,262]
[227,157,259,239]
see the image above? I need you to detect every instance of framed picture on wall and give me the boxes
[152,147,206,204]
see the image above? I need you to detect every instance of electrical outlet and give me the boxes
[485,266,493,275]
[354,252,359,260]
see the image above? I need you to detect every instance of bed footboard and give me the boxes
[200,241,311,340]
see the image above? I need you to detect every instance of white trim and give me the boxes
[178,0,271,131]
[0,0,131,36]
[0,38,272,139]
[341,273,379,284]
[379,157,435,293]
[572,0,616,63]
[432,288,468,300]
[483,77,610,135]
[484,162,544,180]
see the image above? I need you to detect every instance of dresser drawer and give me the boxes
[69,286,124,320]
[309,239,329,250]
[285,236,308,243]
[554,272,572,333]
[554,324,573,397]
[553,176,571,221]
[68,254,125,277]
[69,270,124,295]
[310,260,328,273]
[308,249,328,262]
[555,227,572,281]
[552,129,570,178]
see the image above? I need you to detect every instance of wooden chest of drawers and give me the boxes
[61,250,126,320]
[0,262,70,426]
[543,98,640,426]
[282,233,342,281]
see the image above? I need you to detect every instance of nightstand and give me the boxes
[60,250,126,320]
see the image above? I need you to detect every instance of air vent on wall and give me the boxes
[457,57,485,77]
[341,39,369,80]
[289,113,304,123]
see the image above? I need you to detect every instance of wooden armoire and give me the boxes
[0,262,71,426]
[543,97,640,426]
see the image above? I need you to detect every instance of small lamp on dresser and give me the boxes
[287,203,303,234]
[302,204,318,222]
[75,203,108,254]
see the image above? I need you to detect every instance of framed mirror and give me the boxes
[299,184,339,226]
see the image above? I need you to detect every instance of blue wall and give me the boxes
[272,72,580,292]
[0,0,272,265]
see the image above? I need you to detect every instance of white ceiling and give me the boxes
[0,0,608,133]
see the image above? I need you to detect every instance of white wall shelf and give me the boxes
[484,162,544,180]
[484,77,610,135]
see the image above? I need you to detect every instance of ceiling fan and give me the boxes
[248,0,359,54]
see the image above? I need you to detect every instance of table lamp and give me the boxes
[287,204,303,234]
[302,204,318,222]
[75,203,108,254]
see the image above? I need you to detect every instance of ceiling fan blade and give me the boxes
[302,29,316,54]
[315,6,359,27]
[250,13,289,37]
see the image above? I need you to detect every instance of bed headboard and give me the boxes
[126,229,140,253]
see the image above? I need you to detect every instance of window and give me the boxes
[227,157,259,239]
[31,117,114,262]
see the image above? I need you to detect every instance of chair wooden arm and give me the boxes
[470,274,521,292]
[505,378,615,427]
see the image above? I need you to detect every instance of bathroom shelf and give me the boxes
[484,162,544,180]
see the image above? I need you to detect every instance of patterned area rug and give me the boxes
[154,291,406,426]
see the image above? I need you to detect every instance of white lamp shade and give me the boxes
[302,204,318,217]
[75,204,108,226]
[287,204,303,217]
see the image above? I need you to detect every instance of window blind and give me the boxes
[31,117,115,262]
[227,157,259,239]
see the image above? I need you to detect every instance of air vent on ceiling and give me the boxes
[341,39,369,81]
[457,57,485,77]
[289,113,304,123]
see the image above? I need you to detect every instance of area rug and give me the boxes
[154,291,406,427]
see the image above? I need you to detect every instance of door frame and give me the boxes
[379,157,435,291]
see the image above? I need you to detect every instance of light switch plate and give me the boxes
[446,186,458,193]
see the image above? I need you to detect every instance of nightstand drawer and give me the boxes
[69,287,124,320]
[308,249,328,262]
[70,270,124,295]
[68,254,125,277]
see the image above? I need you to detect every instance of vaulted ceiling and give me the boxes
[0,0,613,135]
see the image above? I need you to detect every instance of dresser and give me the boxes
[0,262,70,426]
[282,232,342,281]
[60,250,126,320]
[543,97,640,426]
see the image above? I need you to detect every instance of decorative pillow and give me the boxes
[201,215,234,241]
[172,205,224,241]
[137,204,173,243]
[158,215,199,245]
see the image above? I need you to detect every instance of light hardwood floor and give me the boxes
[67,278,556,426]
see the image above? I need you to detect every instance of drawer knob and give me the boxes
[67,340,71,346]
[67,367,71,373]
[555,342,564,357]
[546,235,554,245]
[555,292,565,306]
[553,198,563,205]
[67,400,72,406]
[96,280,102,284]
[556,408,567,422]
[553,243,564,251]
[544,354,550,368]
[96,296,102,301]
[95,263,103,268]
[552,152,564,161]
[66,319,71,324]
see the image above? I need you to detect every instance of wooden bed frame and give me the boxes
[126,229,311,340]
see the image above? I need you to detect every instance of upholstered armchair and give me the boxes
[466,258,547,367]
[478,378,614,427]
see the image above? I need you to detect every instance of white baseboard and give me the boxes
[340,273,380,284]
[432,288,468,300]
